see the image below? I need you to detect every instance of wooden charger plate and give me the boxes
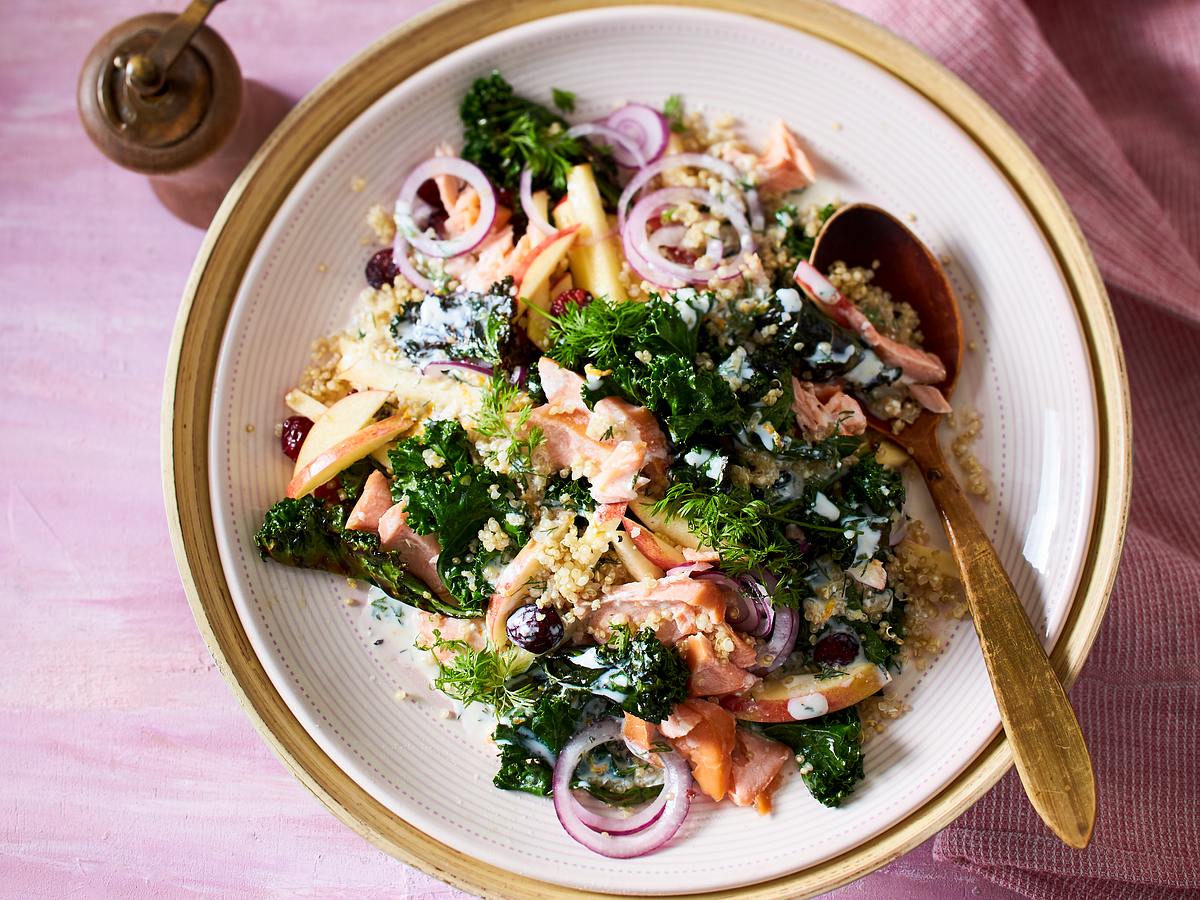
[163,1,1131,896]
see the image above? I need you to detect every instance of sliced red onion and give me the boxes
[737,573,777,638]
[750,606,799,675]
[566,123,647,169]
[421,360,494,377]
[647,224,687,251]
[390,237,436,293]
[604,103,669,168]
[519,167,555,238]
[553,719,691,857]
[394,157,497,258]
[509,365,529,387]
[617,152,764,232]
[624,187,754,285]
[697,572,761,633]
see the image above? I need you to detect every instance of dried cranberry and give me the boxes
[279,416,314,460]
[550,288,593,317]
[663,245,698,265]
[813,631,860,667]
[416,178,441,208]
[312,479,341,502]
[506,605,565,654]
[365,248,400,289]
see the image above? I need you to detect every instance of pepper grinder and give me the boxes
[78,0,291,228]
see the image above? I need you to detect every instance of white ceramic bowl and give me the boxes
[208,6,1097,894]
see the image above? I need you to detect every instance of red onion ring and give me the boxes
[750,606,799,675]
[697,572,761,633]
[617,152,764,233]
[390,237,436,293]
[420,360,494,377]
[624,187,754,285]
[737,573,777,638]
[664,561,714,577]
[553,719,692,857]
[604,103,669,168]
[518,167,555,238]
[394,157,497,259]
[566,123,647,169]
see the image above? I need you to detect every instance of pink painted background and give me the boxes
[3,0,1197,897]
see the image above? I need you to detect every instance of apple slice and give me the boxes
[514,224,580,295]
[613,529,665,581]
[621,516,686,569]
[286,414,412,498]
[549,271,573,300]
[284,389,329,421]
[721,658,892,723]
[628,499,711,552]
[293,389,389,474]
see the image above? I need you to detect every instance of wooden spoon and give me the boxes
[810,204,1096,848]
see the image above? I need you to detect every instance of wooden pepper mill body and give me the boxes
[78,4,288,227]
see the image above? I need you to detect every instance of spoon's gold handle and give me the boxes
[911,439,1095,848]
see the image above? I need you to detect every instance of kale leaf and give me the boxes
[844,453,906,516]
[254,494,461,617]
[389,279,516,367]
[389,420,528,614]
[774,202,836,264]
[760,707,865,807]
[493,741,553,795]
[547,294,742,443]
[544,626,690,724]
[459,71,619,206]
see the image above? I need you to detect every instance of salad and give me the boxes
[254,73,962,858]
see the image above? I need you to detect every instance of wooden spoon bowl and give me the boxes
[810,203,1096,849]
[812,203,964,444]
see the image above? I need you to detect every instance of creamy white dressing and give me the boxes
[855,521,883,562]
[813,491,841,521]
[683,446,728,482]
[776,287,803,314]
[843,350,886,387]
[786,693,830,720]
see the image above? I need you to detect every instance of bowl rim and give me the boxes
[161,1,1131,896]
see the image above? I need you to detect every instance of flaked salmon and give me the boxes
[660,699,738,802]
[728,729,791,812]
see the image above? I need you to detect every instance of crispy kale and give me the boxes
[388,420,529,615]
[760,707,865,807]
[253,494,459,617]
[593,625,690,723]
[543,625,690,724]
[389,278,517,367]
[843,453,906,516]
[459,71,620,206]
[547,293,742,443]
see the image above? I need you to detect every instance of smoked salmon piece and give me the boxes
[415,610,486,664]
[728,728,791,812]
[679,633,759,697]
[378,502,451,600]
[791,377,867,440]
[660,699,738,802]
[586,572,728,643]
[757,120,817,193]
[345,470,395,533]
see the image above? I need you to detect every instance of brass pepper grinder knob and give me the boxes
[78,0,289,228]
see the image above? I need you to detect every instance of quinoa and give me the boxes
[948,409,991,499]
[826,260,924,347]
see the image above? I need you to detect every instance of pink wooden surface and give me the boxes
[0,2,1025,897]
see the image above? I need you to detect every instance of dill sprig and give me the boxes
[421,631,535,716]
[474,374,545,475]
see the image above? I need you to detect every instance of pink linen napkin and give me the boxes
[837,0,1200,896]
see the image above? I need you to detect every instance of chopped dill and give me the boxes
[474,373,545,475]
[420,631,535,716]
